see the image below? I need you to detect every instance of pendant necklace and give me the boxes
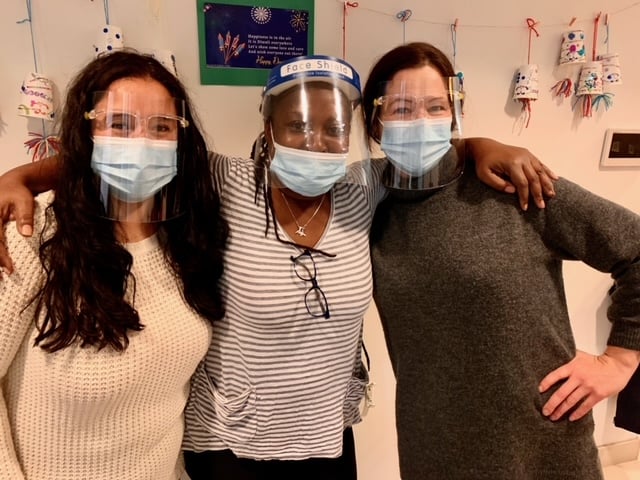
[279,190,325,237]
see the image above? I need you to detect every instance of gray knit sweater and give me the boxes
[370,162,640,480]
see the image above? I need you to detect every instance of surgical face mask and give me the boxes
[269,141,347,197]
[91,136,178,203]
[380,117,453,176]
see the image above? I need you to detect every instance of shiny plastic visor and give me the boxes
[373,76,464,191]
[86,91,188,222]
[259,55,371,197]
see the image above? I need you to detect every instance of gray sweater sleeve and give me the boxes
[536,178,640,349]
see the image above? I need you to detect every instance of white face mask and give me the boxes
[91,136,178,202]
[269,141,348,197]
[380,117,453,176]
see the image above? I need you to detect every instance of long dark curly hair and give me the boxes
[34,51,228,352]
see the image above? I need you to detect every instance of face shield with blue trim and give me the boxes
[259,55,371,198]
[372,76,464,191]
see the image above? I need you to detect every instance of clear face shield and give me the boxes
[372,76,464,190]
[86,90,189,222]
[259,55,371,198]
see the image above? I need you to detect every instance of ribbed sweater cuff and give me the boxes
[608,317,640,350]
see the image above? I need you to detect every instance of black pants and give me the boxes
[184,427,357,480]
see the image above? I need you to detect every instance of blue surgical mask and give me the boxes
[380,117,452,176]
[91,136,178,202]
[270,141,347,197]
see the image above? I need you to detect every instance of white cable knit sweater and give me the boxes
[0,197,212,479]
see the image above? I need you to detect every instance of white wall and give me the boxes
[1,1,639,479]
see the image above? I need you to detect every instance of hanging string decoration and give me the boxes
[574,13,609,117]
[512,18,540,129]
[450,19,465,114]
[93,0,124,57]
[597,15,622,85]
[341,1,359,59]
[396,9,412,44]
[24,132,61,163]
[16,0,59,162]
[550,78,573,98]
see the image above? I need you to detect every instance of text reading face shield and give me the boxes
[373,76,464,191]
[86,90,189,222]
[260,55,371,197]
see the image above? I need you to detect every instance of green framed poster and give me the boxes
[197,0,315,86]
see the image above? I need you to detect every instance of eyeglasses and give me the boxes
[290,249,331,319]
[84,109,189,140]
[373,94,453,121]
[280,119,349,139]
[272,119,350,153]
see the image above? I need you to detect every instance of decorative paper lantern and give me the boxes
[513,64,539,128]
[18,72,55,121]
[152,49,178,76]
[597,53,622,85]
[575,61,605,117]
[558,30,586,65]
[513,64,539,100]
[93,24,124,57]
[576,61,603,96]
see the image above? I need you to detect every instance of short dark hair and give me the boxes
[362,42,455,141]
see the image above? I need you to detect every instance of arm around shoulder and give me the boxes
[0,155,59,272]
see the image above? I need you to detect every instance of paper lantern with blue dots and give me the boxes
[93,25,124,57]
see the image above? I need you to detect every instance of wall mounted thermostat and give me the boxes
[600,129,640,168]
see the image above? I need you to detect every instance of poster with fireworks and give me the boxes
[197,0,314,86]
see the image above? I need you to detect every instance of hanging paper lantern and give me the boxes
[576,62,603,96]
[93,24,124,57]
[558,30,586,65]
[551,30,585,99]
[18,72,55,121]
[575,61,604,117]
[597,53,622,85]
[512,64,539,128]
[152,49,179,76]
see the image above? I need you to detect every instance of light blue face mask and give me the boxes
[380,117,453,176]
[269,141,348,197]
[91,136,178,202]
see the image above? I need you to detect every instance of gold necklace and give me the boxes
[279,190,325,237]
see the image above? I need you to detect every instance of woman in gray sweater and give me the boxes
[364,42,640,480]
